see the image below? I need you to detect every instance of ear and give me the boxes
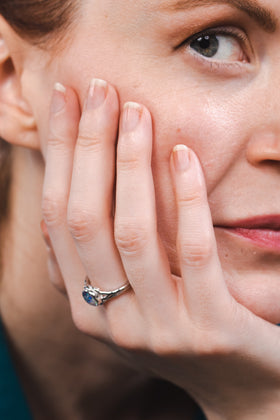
[0,16,39,150]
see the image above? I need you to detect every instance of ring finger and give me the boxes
[114,102,177,323]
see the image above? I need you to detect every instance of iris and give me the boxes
[190,35,219,58]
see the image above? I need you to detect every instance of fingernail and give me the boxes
[40,219,52,249]
[87,78,108,109]
[51,83,66,114]
[122,102,142,132]
[173,145,190,172]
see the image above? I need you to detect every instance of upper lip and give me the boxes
[215,215,280,230]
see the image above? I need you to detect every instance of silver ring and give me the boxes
[82,276,131,306]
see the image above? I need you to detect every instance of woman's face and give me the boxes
[23,0,280,322]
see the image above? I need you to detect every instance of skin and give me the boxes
[1,0,280,418]
[19,0,280,321]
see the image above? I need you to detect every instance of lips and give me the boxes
[215,215,280,251]
[217,215,280,230]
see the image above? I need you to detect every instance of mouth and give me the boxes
[215,215,280,252]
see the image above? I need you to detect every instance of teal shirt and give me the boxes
[0,321,32,420]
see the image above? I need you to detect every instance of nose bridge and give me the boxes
[257,65,280,121]
[245,69,280,165]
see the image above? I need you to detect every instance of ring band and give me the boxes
[82,276,131,306]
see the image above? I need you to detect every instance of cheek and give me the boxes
[150,89,249,268]
[36,104,52,157]
[153,92,245,190]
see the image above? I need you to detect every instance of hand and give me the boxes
[42,79,280,419]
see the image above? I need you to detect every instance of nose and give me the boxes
[246,129,280,166]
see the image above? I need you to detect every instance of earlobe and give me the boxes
[0,18,39,150]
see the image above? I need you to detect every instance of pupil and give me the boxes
[199,36,211,49]
[190,35,219,58]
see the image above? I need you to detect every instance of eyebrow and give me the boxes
[160,0,278,33]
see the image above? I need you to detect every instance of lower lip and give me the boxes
[218,227,280,251]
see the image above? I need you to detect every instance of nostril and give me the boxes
[246,130,280,165]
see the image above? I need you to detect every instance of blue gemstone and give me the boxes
[82,291,98,306]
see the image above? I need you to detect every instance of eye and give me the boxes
[188,30,248,63]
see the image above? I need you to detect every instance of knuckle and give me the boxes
[67,206,99,242]
[48,131,68,150]
[117,155,142,172]
[42,192,66,226]
[179,234,213,268]
[150,331,180,357]
[110,329,134,351]
[72,311,92,336]
[191,329,234,358]
[114,222,150,255]
[106,297,145,351]
[109,322,144,352]
[117,141,144,172]
[72,309,106,341]
[77,133,103,153]
[178,190,204,209]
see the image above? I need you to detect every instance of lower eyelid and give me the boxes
[185,47,251,75]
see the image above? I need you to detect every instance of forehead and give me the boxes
[81,0,280,34]
[85,0,280,15]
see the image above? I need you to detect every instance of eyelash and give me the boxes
[179,26,250,72]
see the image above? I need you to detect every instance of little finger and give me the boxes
[171,145,232,325]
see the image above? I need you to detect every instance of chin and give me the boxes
[215,228,280,324]
[167,233,280,325]
[223,270,280,325]
[162,221,280,324]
